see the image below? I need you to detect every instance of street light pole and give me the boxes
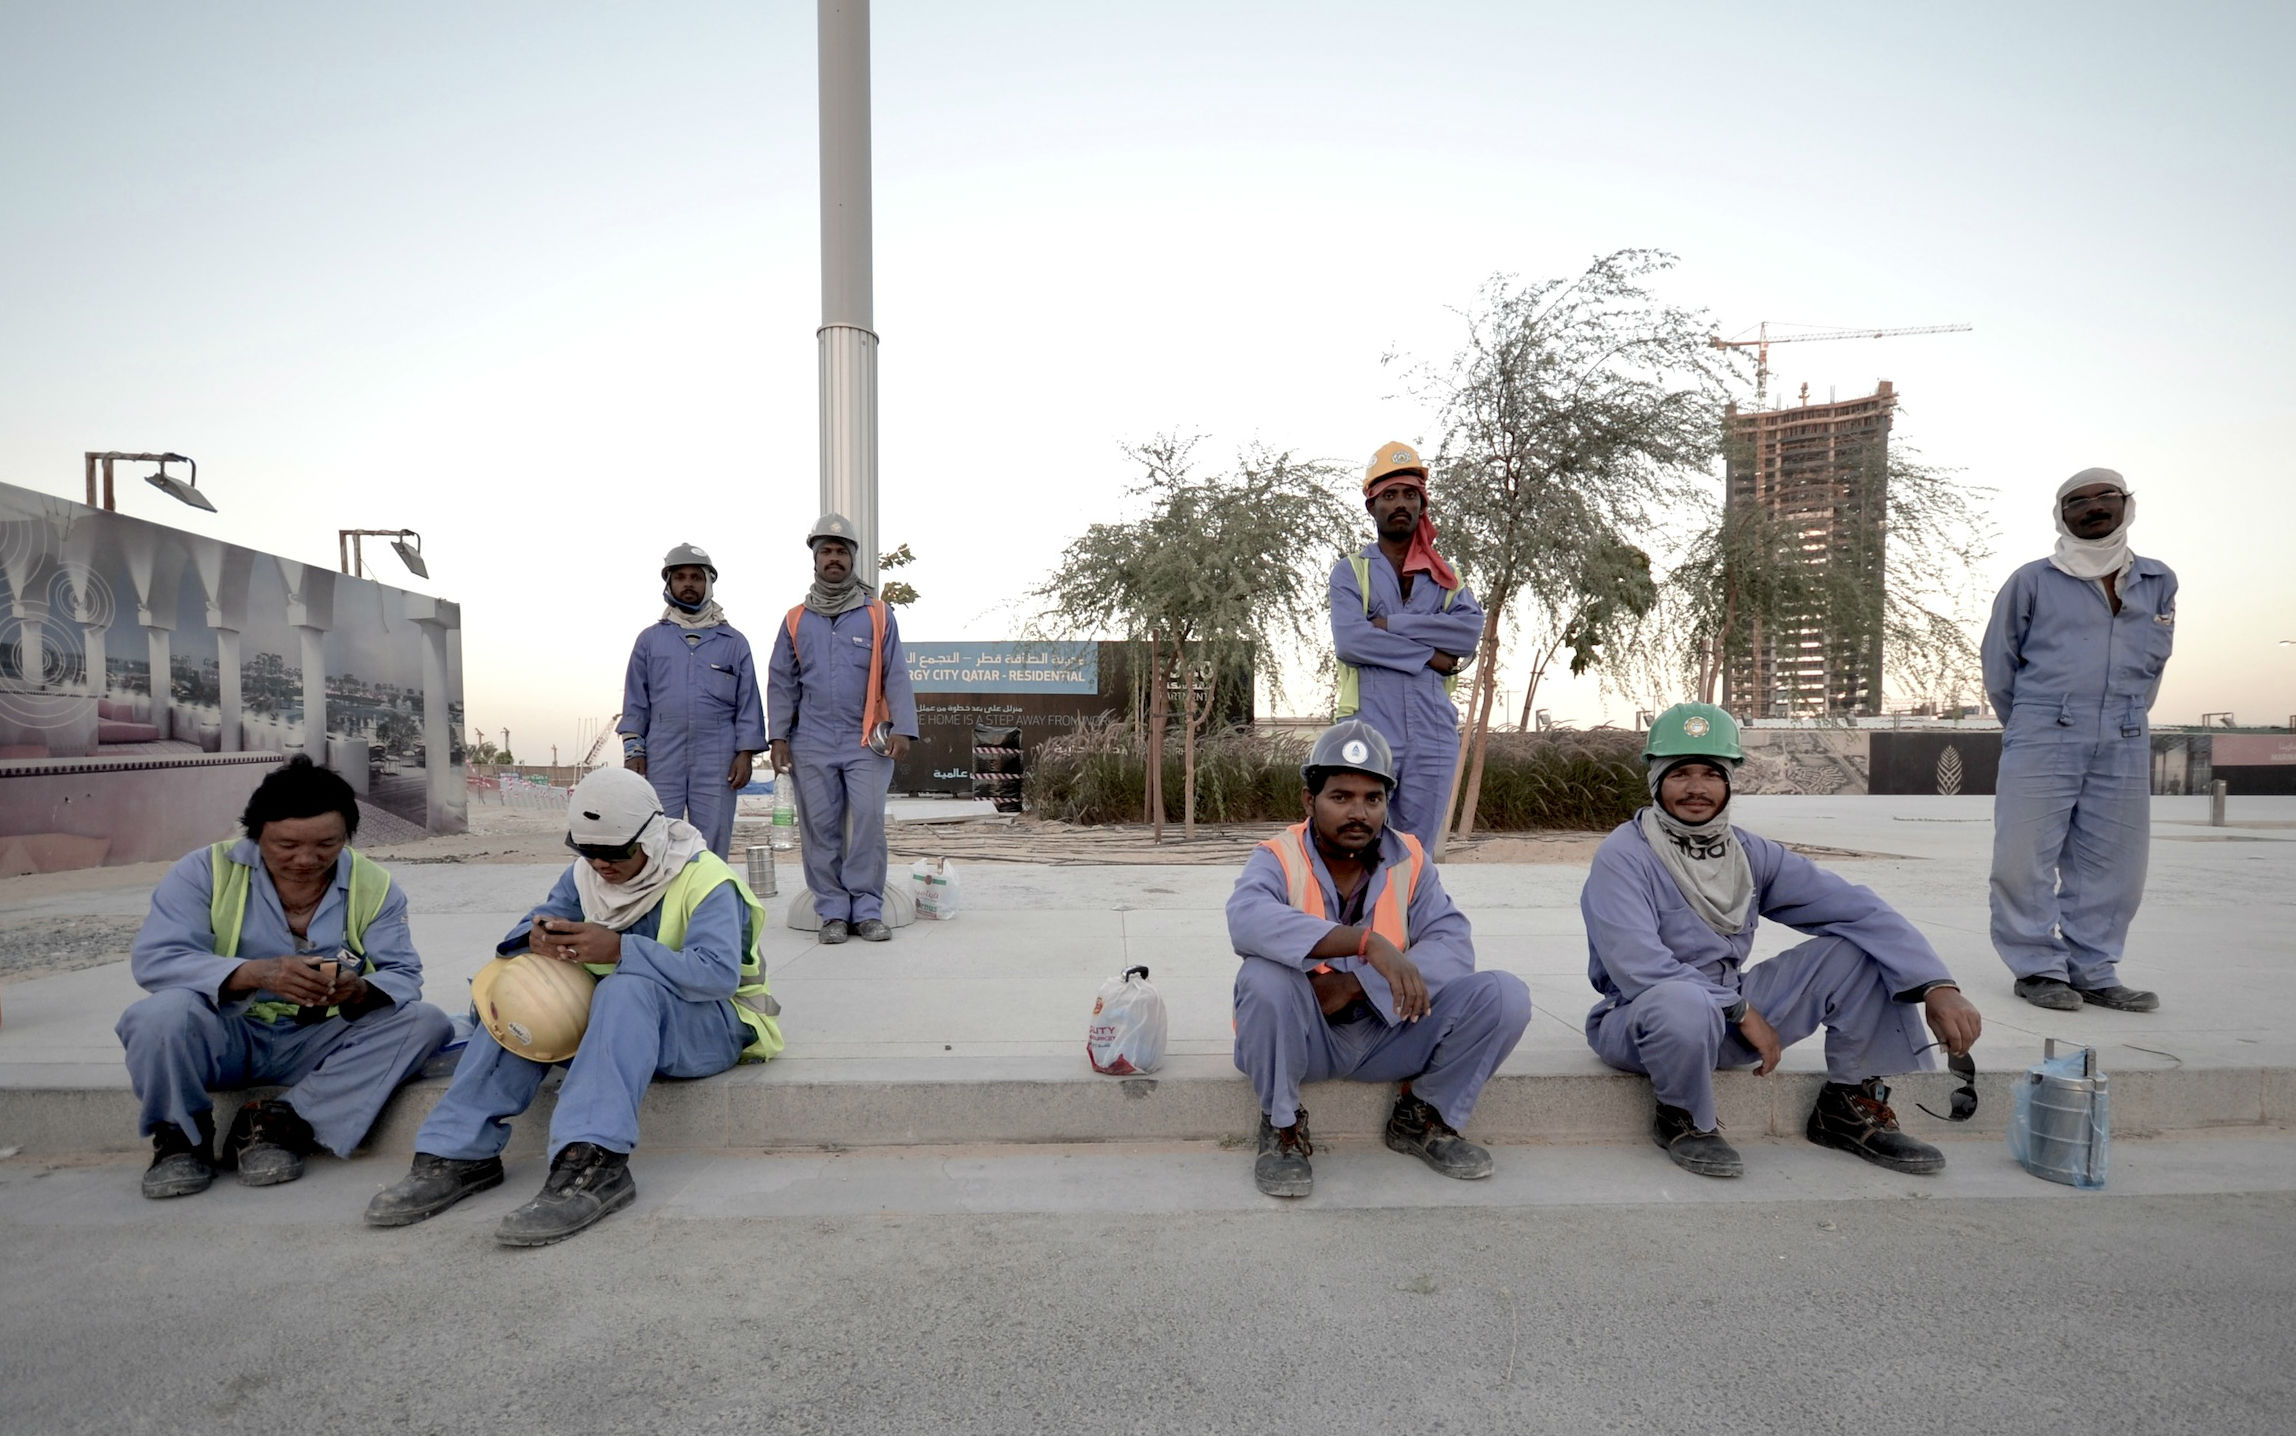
[818,0,878,587]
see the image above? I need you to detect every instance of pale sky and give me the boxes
[3,1,2289,761]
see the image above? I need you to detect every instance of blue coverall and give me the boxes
[621,621,767,858]
[1983,556,2178,988]
[766,604,919,925]
[413,859,753,1162]
[1227,829,1530,1131]
[1581,818,1954,1132]
[1329,545,1485,849]
[115,840,451,1157]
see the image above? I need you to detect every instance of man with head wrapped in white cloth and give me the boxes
[365,768,781,1245]
[1984,469,2178,1014]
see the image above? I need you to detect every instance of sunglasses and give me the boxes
[1916,1048,1978,1123]
[565,828,647,862]
[2060,489,2130,508]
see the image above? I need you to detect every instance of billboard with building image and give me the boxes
[0,481,465,872]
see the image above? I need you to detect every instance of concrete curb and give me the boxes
[5,1055,2289,1158]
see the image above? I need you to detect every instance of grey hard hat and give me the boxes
[807,513,859,549]
[1302,719,1396,786]
[661,543,717,580]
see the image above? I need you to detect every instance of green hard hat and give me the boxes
[1643,703,1744,765]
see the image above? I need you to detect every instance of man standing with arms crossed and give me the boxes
[1986,469,2176,1013]
[1330,441,1484,850]
[620,544,766,860]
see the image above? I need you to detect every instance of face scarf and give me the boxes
[1639,758,1754,936]
[662,579,727,630]
[2047,467,2136,583]
[804,563,873,618]
[565,768,708,929]
[1367,474,1460,590]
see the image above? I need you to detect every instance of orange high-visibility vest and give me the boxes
[784,601,892,750]
[1257,821,1426,951]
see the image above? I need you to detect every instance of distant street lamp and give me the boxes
[84,451,213,512]
[338,529,429,580]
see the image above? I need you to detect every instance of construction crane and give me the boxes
[1710,321,1972,408]
[576,713,623,770]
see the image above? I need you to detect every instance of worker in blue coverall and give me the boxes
[619,542,767,859]
[365,767,782,1246]
[766,513,919,944]
[115,755,450,1199]
[1228,719,1531,1198]
[1582,704,1984,1179]
[1331,440,1484,850]
[1985,468,2176,1014]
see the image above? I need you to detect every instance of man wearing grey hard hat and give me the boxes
[617,543,767,859]
[765,514,919,944]
[1225,718,1530,1198]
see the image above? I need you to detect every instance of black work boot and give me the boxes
[1807,1079,1945,1175]
[2078,983,2160,1013]
[1383,1093,1494,1180]
[853,918,892,942]
[141,1113,217,1199]
[819,919,851,945]
[220,1099,315,1187]
[364,1153,507,1227]
[1652,1102,1742,1178]
[1253,1111,1314,1198]
[495,1142,636,1246]
[2013,975,2082,1011]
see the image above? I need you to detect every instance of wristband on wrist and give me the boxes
[621,735,646,756]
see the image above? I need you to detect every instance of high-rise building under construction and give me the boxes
[1721,381,1894,717]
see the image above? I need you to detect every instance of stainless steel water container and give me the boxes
[2010,1038,2109,1188]
[745,844,778,898]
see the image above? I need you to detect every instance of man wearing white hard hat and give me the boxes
[1984,469,2177,1014]
[618,542,767,858]
[765,514,919,944]
[365,768,781,1246]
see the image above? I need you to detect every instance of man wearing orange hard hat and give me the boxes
[1329,441,1485,848]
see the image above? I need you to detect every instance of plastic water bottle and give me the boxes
[769,781,797,852]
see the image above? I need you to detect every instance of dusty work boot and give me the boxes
[2014,975,2082,1011]
[364,1153,506,1227]
[1652,1102,1742,1178]
[854,918,892,942]
[1383,1092,1494,1180]
[1807,1079,1945,1175]
[141,1114,217,1199]
[1253,1111,1314,1198]
[221,1099,315,1187]
[818,919,851,945]
[495,1142,636,1247]
[2078,983,2160,1013]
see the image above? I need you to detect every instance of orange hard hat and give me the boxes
[1364,441,1428,495]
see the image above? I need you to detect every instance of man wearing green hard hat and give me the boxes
[1578,703,1983,1178]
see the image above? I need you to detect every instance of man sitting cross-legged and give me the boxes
[1227,719,1531,1198]
[1581,703,1983,1179]
[365,767,782,1245]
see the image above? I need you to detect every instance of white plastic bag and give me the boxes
[911,857,961,920]
[1087,965,1166,1075]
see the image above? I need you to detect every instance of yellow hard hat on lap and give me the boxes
[470,951,597,1063]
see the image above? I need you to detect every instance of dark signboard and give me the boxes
[1867,731,2002,795]
[890,641,1252,796]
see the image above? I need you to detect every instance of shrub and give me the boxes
[1024,719,1642,830]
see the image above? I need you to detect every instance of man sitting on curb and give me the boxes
[1581,703,1983,1179]
[117,755,451,1198]
[1226,719,1531,1198]
[365,767,782,1246]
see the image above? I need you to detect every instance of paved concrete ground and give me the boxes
[4,1134,2292,1435]
[2,795,2291,1154]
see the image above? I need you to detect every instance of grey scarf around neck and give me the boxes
[1639,760,1754,936]
[804,573,873,618]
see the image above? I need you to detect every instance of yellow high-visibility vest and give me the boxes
[1333,554,1462,719]
[207,843,390,1024]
